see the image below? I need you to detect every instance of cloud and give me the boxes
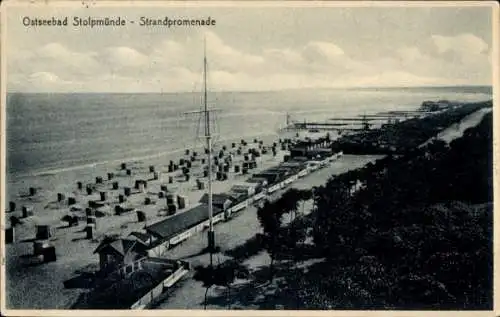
[430,33,489,57]
[7,31,492,92]
[101,46,149,69]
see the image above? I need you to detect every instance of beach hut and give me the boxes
[67,197,77,205]
[86,225,95,239]
[62,215,79,227]
[36,225,55,240]
[138,182,146,193]
[197,179,205,190]
[33,240,51,256]
[115,205,124,215]
[57,193,65,202]
[166,193,177,205]
[22,206,34,218]
[5,227,14,244]
[100,192,107,201]
[87,216,97,225]
[88,200,101,208]
[135,179,148,190]
[86,208,95,217]
[136,210,146,222]
[153,171,161,180]
[41,246,57,263]
[167,204,177,215]
[177,195,188,210]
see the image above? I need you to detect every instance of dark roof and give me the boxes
[145,204,222,240]
[252,172,281,184]
[93,238,146,256]
[226,191,248,203]
[247,177,269,184]
[128,231,152,243]
[199,193,233,205]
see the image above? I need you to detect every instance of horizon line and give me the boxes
[5,84,494,95]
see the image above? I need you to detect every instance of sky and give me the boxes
[4,3,495,93]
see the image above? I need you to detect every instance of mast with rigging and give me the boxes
[184,39,217,267]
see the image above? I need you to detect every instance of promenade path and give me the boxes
[157,154,383,309]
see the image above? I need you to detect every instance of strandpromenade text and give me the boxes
[21,16,217,28]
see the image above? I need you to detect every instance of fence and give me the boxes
[130,264,189,309]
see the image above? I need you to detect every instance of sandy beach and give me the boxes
[4,129,325,309]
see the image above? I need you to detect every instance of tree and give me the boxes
[257,200,285,280]
[193,261,249,309]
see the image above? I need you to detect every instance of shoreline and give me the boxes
[7,130,285,179]
[4,127,321,309]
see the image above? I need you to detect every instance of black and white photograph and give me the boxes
[1,1,497,314]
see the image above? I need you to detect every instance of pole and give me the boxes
[204,39,215,267]
[182,40,219,267]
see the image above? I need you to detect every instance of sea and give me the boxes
[5,86,492,192]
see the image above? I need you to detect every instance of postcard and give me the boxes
[0,1,498,316]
